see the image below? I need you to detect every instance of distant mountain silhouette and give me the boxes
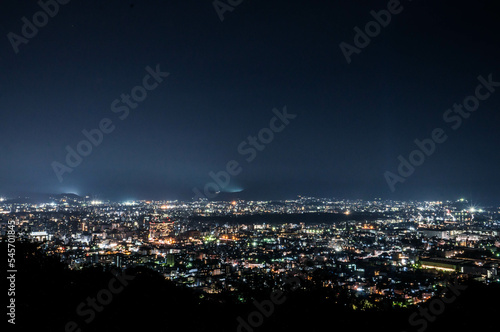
[4,192,82,204]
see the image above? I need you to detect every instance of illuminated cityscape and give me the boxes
[3,196,500,287]
[2,195,500,330]
[2,0,500,331]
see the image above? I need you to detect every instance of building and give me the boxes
[149,220,174,240]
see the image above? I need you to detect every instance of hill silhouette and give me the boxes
[3,241,498,332]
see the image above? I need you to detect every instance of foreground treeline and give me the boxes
[2,241,498,332]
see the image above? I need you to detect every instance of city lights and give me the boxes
[0,195,498,331]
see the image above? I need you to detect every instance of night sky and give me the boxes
[1,0,499,203]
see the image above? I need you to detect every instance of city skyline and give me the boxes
[2,191,499,331]
[0,190,498,208]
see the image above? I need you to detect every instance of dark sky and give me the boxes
[1,0,499,203]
